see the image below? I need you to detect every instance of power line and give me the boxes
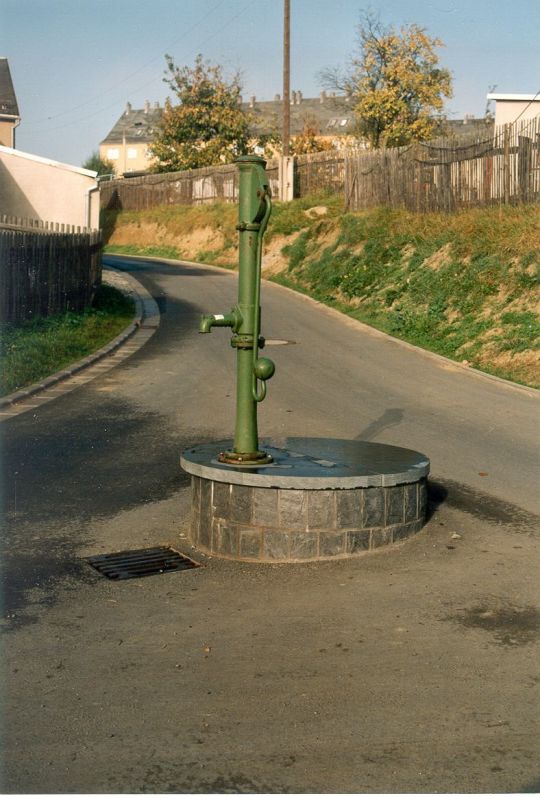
[511,88,540,125]
[24,0,229,126]
[27,0,255,134]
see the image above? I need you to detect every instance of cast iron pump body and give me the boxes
[199,155,275,465]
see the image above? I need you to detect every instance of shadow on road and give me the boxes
[355,407,404,441]
[104,255,230,278]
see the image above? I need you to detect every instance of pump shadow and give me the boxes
[355,408,404,441]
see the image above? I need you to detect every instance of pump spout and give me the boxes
[199,314,215,333]
[199,310,241,334]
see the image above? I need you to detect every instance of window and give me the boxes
[340,119,348,127]
[107,148,119,160]
[127,148,138,159]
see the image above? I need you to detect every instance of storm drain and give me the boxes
[86,546,200,580]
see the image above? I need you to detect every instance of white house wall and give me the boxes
[0,146,99,229]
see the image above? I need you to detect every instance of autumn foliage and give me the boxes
[150,54,251,172]
[327,14,453,148]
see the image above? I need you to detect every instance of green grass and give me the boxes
[105,243,182,260]
[102,196,540,388]
[0,284,135,396]
[273,203,539,387]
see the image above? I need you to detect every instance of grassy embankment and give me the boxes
[0,284,135,396]
[103,196,540,388]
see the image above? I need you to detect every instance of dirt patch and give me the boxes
[262,233,299,276]
[445,308,461,324]
[423,242,453,271]
[175,225,225,255]
[304,205,328,218]
[109,222,225,258]
[109,222,164,247]
[477,348,540,387]
[401,244,416,264]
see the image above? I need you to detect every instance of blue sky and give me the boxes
[2,0,539,167]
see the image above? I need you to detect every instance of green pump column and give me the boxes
[198,154,275,465]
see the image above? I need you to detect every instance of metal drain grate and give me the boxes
[86,546,200,580]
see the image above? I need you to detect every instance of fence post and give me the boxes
[503,123,511,205]
[278,155,294,201]
[518,136,532,203]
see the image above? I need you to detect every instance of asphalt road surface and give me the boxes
[2,255,539,793]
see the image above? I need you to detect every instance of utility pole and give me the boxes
[282,0,290,158]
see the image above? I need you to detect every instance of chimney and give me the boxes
[274,93,281,102]
[320,90,326,103]
[144,100,150,114]
[291,90,297,105]
[297,90,303,104]
[249,95,256,108]
[153,101,160,110]
[237,95,243,105]
[125,101,132,115]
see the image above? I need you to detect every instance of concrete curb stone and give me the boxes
[0,267,157,410]
[105,252,538,398]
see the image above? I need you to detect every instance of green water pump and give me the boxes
[199,155,275,465]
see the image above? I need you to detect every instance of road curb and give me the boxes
[0,267,158,410]
[103,252,539,398]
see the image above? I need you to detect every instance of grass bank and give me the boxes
[0,284,135,396]
[103,197,540,388]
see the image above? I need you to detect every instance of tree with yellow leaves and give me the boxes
[324,13,452,148]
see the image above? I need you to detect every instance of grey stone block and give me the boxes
[336,489,362,529]
[239,529,262,559]
[363,487,384,527]
[404,482,418,522]
[252,487,279,527]
[229,483,253,524]
[386,486,405,525]
[191,477,201,542]
[217,522,238,556]
[279,490,308,529]
[371,528,392,548]
[319,531,346,557]
[307,491,335,530]
[199,479,212,538]
[213,480,231,518]
[289,531,318,560]
[263,530,290,560]
[346,530,371,553]
[198,511,212,550]
[418,479,428,518]
[191,476,201,513]
[392,522,413,542]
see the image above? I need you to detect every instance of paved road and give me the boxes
[2,255,539,793]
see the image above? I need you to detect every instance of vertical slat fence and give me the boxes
[0,226,102,324]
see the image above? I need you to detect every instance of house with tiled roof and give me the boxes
[99,100,163,176]
[0,57,21,148]
[99,92,356,176]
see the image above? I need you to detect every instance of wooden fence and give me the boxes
[0,224,102,324]
[99,116,540,214]
[100,159,280,212]
[0,213,94,234]
[344,116,540,212]
[294,150,347,196]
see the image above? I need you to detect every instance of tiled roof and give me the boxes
[244,93,355,136]
[0,58,20,117]
[100,104,163,144]
[101,95,490,146]
[100,94,355,144]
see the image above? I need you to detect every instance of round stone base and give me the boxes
[181,438,430,563]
